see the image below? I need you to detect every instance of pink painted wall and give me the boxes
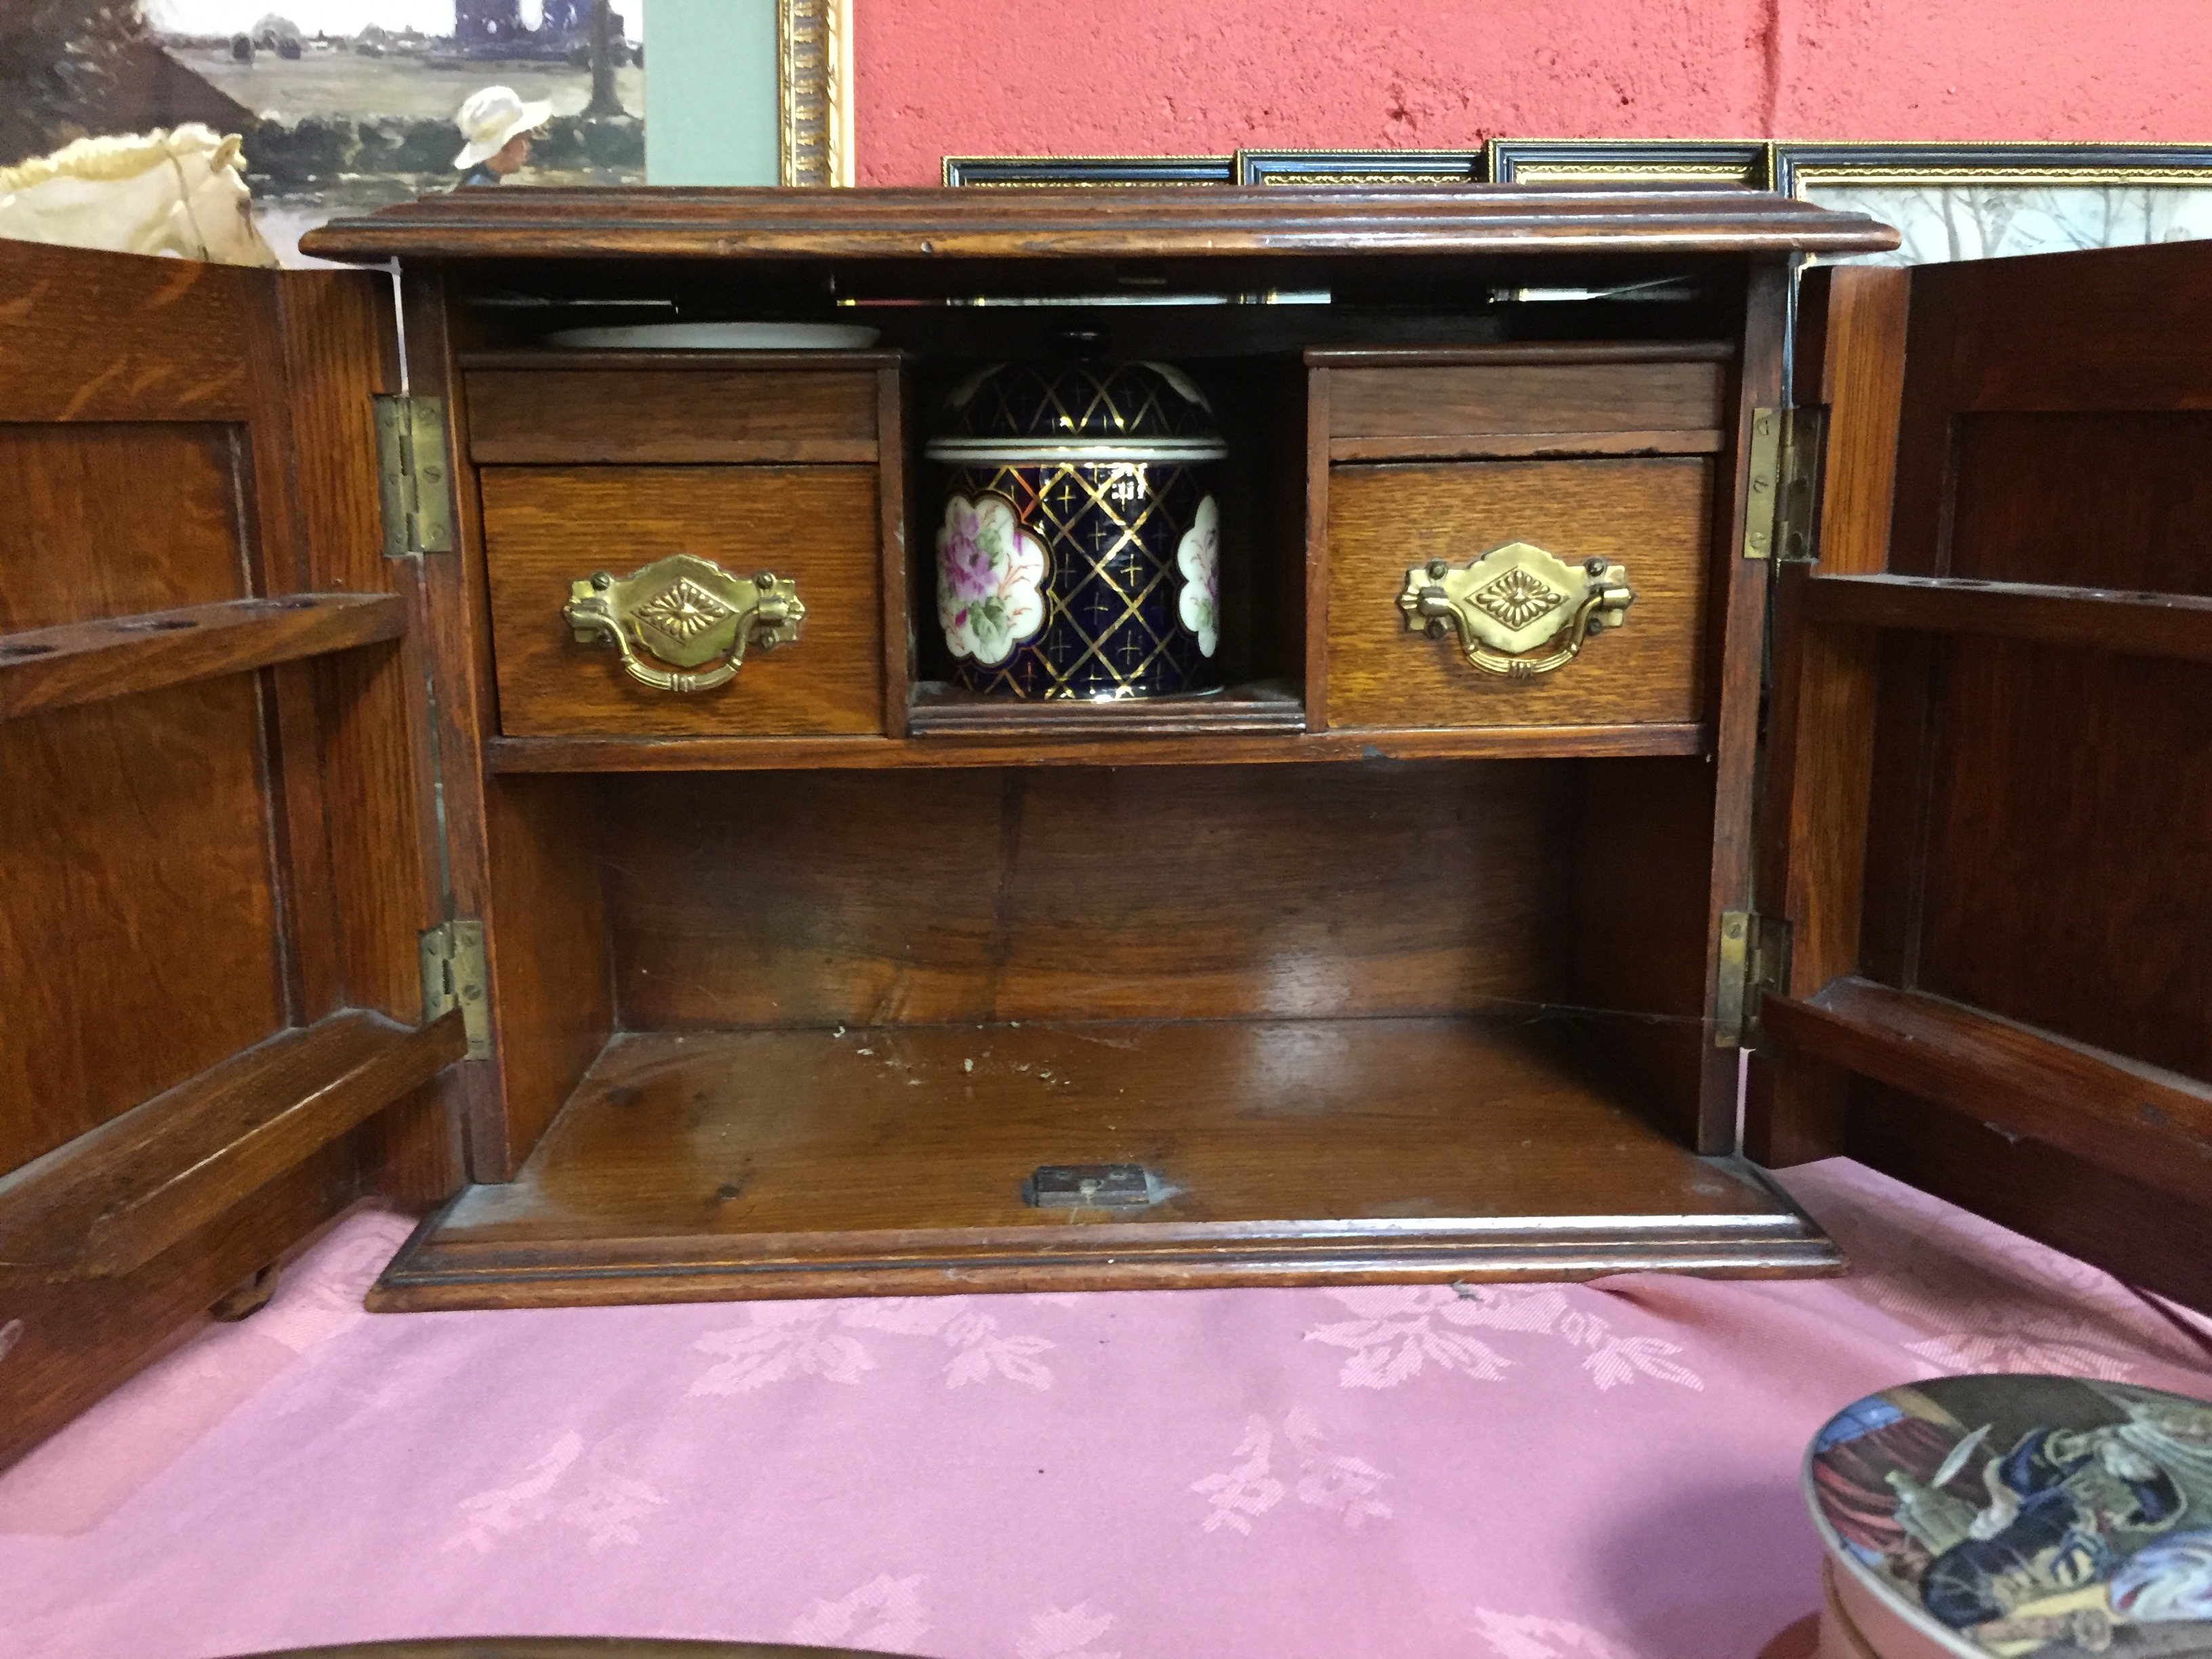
[854,0,2212,186]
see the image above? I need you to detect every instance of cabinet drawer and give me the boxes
[482,467,884,738]
[1322,352,1728,460]
[1324,458,1713,731]
[466,368,878,464]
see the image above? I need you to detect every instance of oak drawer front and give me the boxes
[466,369,878,464]
[483,466,882,738]
[1325,458,1713,730]
[1328,361,1726,456]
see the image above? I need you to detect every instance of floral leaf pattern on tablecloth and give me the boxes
[12,1160,2212,1659]
[1306,1286,1702,1391]
[1306,1288,1515,1387]
[1815,1191,2148,1378]
[691,1297,1057,1395]
[790,1573,931,1650]
[1473,1609,1648,1658]
[443,1431,665,1554]
[689,1306,877,1393]
[1192,1409,1391,1533]
[1015,1601,1120,1659]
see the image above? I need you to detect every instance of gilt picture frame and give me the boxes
[1234,149,1483,186]
[941,155,1235,187]
[1772,142,2212,266]
[1488,140,1770,188]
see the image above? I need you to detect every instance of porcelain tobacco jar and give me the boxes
[926,354,1225,698]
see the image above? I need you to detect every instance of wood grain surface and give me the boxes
[0,242,256,422]
[0,1141,361,1472]
[1846,1078,2212,1315]
[0,594,405,719]
[466,367,879,465]
[299,186,1901,264]
[478,776,613,1180]
[0,681,287,1174]
[0,1010,464,1279]
[0,424,247,630]
[1324,457,1713,730]
[907,679,1306,737]
[1800,572,2212,659]
[484,722,1712,771]
[481,466,885,738]
[371,1017,1839,1309]
[1744,264,1907,1168]
[0,241,467,1473]
[1324,356,1726,440]
[1763,978,2212,1207]
[601,762,1577,1031]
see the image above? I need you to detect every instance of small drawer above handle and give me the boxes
[562,553,805,695]
[1397,540,1635,679]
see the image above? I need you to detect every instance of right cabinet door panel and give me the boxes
[1750,248,2212,1312]
[1324,457,1713,730]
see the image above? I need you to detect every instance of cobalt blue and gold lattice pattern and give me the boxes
[939,360,1219,443]
[941,459,1220,699]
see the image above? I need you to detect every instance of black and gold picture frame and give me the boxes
[943,155,1234,187]
[1488,140,1770,188]
[1234,149,1483,186]
[1771,142,2212,264]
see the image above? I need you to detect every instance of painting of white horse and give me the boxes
[0,123,277,266]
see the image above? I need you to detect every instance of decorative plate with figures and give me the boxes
[1808,1376,2212,1657]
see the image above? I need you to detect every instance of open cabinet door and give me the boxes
[0,241,468,1467]
[1748,246,2212,1310]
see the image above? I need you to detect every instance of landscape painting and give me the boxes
[0,0,645,265]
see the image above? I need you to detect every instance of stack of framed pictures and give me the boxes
[943,140,2212,266]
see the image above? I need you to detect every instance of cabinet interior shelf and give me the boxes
[369,1015,1837,1309]
[907,679,1307,739]
[485,720,1712,772]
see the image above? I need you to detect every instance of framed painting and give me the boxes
[1,0,847,269]
[1489,140,1771,188]
[1774,142,2212,265]
[1234,149,1482,185]
[942,155,1235,188]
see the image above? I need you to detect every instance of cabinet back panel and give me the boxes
[1948,412,2212,594]
[604,762,1576,1029]
[0,687,287,1172]
[0,424,247,630]
[0,419,287,1172]
[1913,638,2209,1081]
[1902,407,2212,1080]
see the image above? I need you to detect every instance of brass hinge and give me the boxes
[1715,909,1793,1048]
[1742,406,1826,563]
[419,919,491,1060]
[373,394,455,558]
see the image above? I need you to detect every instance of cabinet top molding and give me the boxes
[301,185,1900,263]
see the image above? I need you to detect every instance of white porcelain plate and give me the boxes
[541,321,882,350]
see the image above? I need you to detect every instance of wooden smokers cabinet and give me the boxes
[7,190,2212,1464]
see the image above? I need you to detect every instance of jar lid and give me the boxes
[1805,1374,2212,1656]
[926,359,1225,463]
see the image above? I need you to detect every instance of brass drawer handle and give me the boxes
[1397,541,1634,679]
[562,554,804,693]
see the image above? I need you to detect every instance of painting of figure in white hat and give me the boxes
[0,1,644,266]
[453,84,554,186]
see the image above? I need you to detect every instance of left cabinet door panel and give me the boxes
[0,241,462,1469]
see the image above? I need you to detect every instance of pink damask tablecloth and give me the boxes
[1,1158,2208,1659]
